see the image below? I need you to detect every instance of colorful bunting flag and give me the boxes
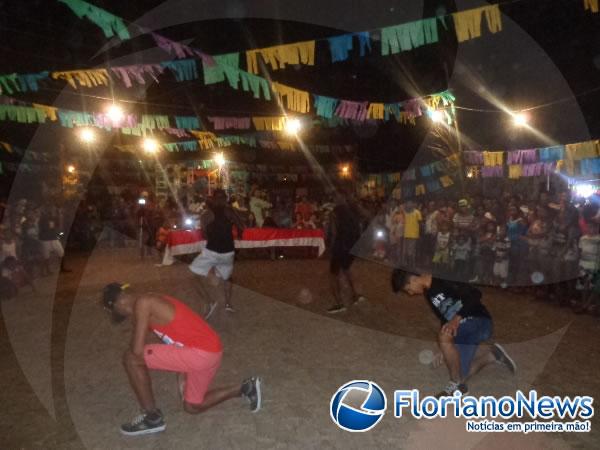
[246,41,315,73]
[381,18,439,55]
[58,0,130,39]
[452,4,502,43]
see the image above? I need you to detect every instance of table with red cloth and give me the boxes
[161,228,325,265]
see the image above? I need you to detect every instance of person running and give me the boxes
[327,190,368,314]
[391,269,516,396]
[189,189,245,316]
[102,282,261,436]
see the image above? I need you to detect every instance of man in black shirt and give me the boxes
[326,191,368,314]
[392,269,516,396]
[189,190,245,316]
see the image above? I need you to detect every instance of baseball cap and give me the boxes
[458,199,469,208]
[102,282,130,323]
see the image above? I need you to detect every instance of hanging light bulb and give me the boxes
[106,104,125,124]
[214,152,226,168]
[284,118,302,135]
[430,110,444,123]
[512,112,529,127]
[79,127,96,143]
[142,138,160,154]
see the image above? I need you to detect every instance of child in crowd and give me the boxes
[493,225,511,288]
[451,233,471,281]
[432,221,451,276]
[402,200,421,267]
[472,221,496,284]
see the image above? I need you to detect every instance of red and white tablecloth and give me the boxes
[162,228,325,265]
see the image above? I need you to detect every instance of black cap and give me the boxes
[102,282,129,323]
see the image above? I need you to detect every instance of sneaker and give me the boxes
[436,381,468,398]
[241,377,262,413]
[204,301,218,319]
[225,303,236,313]
[120,410,166,436]
[327,304,347,314]
[353,295,368,305]
[492,343,517,374]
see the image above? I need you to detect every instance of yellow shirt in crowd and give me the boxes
[403,209,422,239]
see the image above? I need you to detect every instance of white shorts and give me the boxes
[189,248,235,280]
[493,260,509,279]
[41,240,64,259]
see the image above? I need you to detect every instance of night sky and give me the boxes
[1,0,599,175]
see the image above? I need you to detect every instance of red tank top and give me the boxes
[150,296,222,352]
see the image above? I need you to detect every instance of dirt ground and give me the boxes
[1,248,599,449]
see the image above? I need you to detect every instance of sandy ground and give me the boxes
[1,246,599,449]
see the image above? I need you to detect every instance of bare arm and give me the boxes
[131,297,151,358]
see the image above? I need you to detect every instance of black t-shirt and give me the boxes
[332,203,361,250]
[205,207,235,254]
[424,278,491,323]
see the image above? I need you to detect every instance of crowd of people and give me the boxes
[3,186,600,317]
[379,190,600,316]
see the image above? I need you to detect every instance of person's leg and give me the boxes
[330,272,343,305]
[184,385,242,414]
[463,344,496,382]
[223,278,233,310]
[438,330,461,383]
[122,350,157,413]
[216,252,235,311]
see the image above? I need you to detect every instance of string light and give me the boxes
[106,103,124,124]
[78,127,96,143]
[66,164,76,174]
[214,152,226,168]
[142,138,159,154]
[284,118,302,135]
[512,112,529,127]
[429,110,444,123]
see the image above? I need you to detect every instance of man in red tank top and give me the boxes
[102,282,262,436]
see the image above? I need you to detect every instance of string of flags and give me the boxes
[0,42,456,122]
[0,89,453,144]
[2,0,476,120]
[401,153,461,196]
[462,139,600,178]
[58,0,504,65]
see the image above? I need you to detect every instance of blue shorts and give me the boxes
[454,317,493,379]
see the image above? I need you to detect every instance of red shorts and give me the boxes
[144,344,222,405]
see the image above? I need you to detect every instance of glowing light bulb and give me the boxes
[142,138,159,154]
[285,118,302,135]
[67,164,76,174]
[215,152,225,168]
[513,112,529,127]
[106,104,124,123]
[430,110,444,123]
[79,128,96,143]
